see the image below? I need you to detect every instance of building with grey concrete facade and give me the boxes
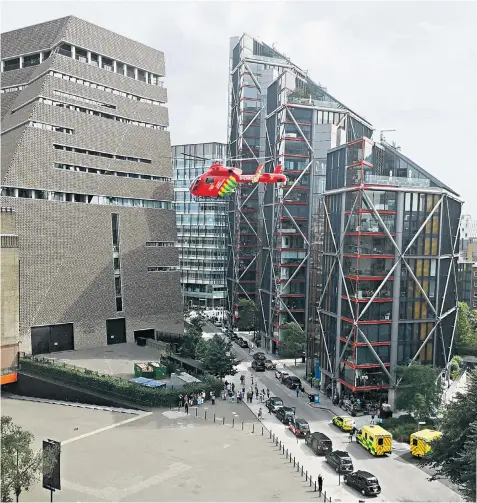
[1,16,183,355]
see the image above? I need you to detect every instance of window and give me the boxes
[29,121,73,134]
[127,65,135,78]
[147,266,178,272]
[75,48,87,63]
[23,53,40,67]
[54,162,170,181]
[146,241,175,247]
[90,53,99,66]
[43,50,51,60]
[205,177,214,184]
[102,57,113,71]
[137,70,146,82]
[59,44,72,57]
[3,58,20,71]
[116,62,124,74]
[52,90,116,109]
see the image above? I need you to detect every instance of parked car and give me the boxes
[288,417,310,438]
[304,432,332,455]
[253,352,267,361]
[344,471,381,496]
[264,359,276,370]
[325,450,354,473]
[283,376,302,389]
[332,415,354,432]
[276,406,296,425]
[251,359,265,371]
[275,370,289,380]
[265,396,284,413]
[239,338,249,349]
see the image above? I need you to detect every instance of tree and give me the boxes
[280,323,306,366]
[456,302,477,349]
[395,363,442,422]
[1,416,57,502]
[237,299,257,331]
[202,335,237,378]
[179,326,202,358]
[420,369,477,501]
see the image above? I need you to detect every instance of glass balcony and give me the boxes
[364,174,430,189]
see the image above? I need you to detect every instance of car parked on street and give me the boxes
[325,450,354,473]
[288,417,310,438]
[253,352,267,361]
[344,471,381,496]
[276,406,296,424]
[238,338,249,349]
[304,432,332,455]
[265,396,284,413]
[283,376,302,389]
[264,359,276,370]
[251,359,265,371]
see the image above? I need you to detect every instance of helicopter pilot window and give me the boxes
[205,177,214,184]
[191,177,201,190]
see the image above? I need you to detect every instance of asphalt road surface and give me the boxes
[227,336,463,503]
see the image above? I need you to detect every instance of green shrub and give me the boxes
[19,356,223,408]
[389,423,417,443]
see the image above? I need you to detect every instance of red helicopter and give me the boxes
[189,161,287,198]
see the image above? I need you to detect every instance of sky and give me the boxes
[2,0,476,216]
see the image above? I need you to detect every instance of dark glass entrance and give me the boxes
[106,318,126,345]
[31,323,74,355]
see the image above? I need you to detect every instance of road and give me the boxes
[224,336,463,503]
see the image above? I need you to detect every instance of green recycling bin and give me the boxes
[149,361,167,379]
[134,363,154,378]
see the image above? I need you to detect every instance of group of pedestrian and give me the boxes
[178,390,210,414]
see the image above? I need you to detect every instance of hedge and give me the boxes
[19,357,224,408]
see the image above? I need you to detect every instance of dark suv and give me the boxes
[251,359,265,371]
[305,432,332,455]
[344,471,381,496]
[275,406,296,424]
[253,352,267,361]
[325,450,354,473]
[283,376,302,389]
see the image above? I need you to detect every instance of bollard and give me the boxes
[242,422,244,430]
[252,424,255,433]
[309,476,312,487]
[301,465,303,476]
[214,413,215,422]
[296,461,299,472]
[283,445,285,455]
[279,441,282,450]
[269,430,272,439]
[306,471,308,481]
[205,411,207,420]
[233,418,235,427]
[314,480,317,492]
[222,417,225,425]
[276,437,278,446]
[293,457,295,467]
[289,453,292,463]
[195,408,198,417]
[261,426,263,436]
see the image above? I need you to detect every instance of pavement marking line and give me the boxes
[62,411,153,445]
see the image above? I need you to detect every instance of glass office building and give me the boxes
[320,137,462,406]
[173,143,227,309]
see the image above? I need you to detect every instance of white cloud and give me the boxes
[2,0,476,216]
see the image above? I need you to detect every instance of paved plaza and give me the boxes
[2,396,319,502]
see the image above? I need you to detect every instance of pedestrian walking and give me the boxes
[211,392,215,405]
[349,430,353,442]
[318,474,323,495]
[296,386,300,398]
[255,388,259,399]
[184,401,189,415]
[178,394,183,407]
[251,375,254,385]
[232,383,235,393]
[370,413,375,425]
[225,380,229,388]
[258,407,263,420]
[242,386,245,395]
[266,388,270,398]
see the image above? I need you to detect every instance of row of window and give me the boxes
[36,97,166,130]
[147,266,178,272]
[29,121,74,134]
[53,144,152,164]
[57,44,163,86]
[50,71,164,105]
[1,187,172,209]
[0,85,26,93]
[54,163,170,182]
[53,90,116,109]
[146,241,176,247]
[2,50,51,71]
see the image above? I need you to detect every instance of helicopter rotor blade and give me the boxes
[180,152,210,162]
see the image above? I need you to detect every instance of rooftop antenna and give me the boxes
[380,129,396,142]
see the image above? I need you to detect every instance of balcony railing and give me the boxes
[364,174,430,188]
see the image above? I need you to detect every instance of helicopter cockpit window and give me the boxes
[191,177,201,190]
[205,177,214,184]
